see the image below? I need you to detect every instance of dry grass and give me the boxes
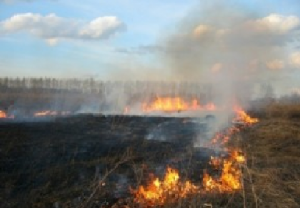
[2,102,300,208]
[242,103,300,208]
[76,103,300,208]
[120,103,300,208]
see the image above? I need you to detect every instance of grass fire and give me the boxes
[1,79,300,208]
[1,0,300,207]
[141,97,217,113]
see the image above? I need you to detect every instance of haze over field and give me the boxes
[1,0,300,96]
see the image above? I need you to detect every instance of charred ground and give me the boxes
[1,103,300,208]
[0,115,216,208]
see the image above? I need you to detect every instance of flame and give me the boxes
[34,110,70,117]
[142,97,217,112]
[34,111,58,117]
[124,106,129,114]
[132,167,198,205]
[205,102,217,111]
[231,150,246,163]
[209,156,222,169]
[233,106,258,125]
[203,150,245,192]
[131,105,257,206]
[0,110,7,118]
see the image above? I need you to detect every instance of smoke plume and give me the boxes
[156,0,300,101]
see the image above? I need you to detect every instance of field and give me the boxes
[243,104,300,207]
[0,103,300,208]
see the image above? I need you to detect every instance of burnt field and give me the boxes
[0,115,220,208]
[1,103,300,208]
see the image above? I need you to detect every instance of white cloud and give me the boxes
[252,14,300,34]
[79,16,125,39]
[190,13,300,47]
[0,13,126,43]
[46,38,58,46]
[193,25,213,37]
[289,52,300,68]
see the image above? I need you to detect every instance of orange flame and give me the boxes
[209,156,222,169]
[34,111,58,117]
[142,97,217,112]
[203,150,245,192]
[233,106,258,125]
[132,167,198,205]
[132,105,256,206]
[0,110,7,118]
[34,110,70,117]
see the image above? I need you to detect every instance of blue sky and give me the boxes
[0,0,199,78]
[0,0,300,91]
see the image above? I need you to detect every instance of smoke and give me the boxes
[145,0,300,145]
[162,1,296,95]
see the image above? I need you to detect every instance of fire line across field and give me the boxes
[0,107,256,207]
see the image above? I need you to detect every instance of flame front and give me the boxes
[132,167,198,205]
[34,110,70,117]
[142,97,217,112]
[233,106,258,125]
[203,107,255,192]
[131,105,257,206]
[203,150,245,192]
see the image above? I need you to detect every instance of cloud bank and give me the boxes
[0,13,126,44]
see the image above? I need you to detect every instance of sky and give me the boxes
[0,0,199,78]
[0,0,300,95]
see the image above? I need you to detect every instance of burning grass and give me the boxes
[1,102,299,208]
[126,106,256,207]
[141,97,217,113]
[131,167,199,206]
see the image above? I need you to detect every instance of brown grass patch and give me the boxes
[242,104,300,208]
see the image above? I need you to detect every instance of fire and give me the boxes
[233,106,258,125]
[0,110,7,118]
[34,110,58,117]
[132,167,198,205]
[209,156,222,169]
[231,150,246,163]
[34,110,70,117]
[123,106,129,114]
[131,105,257,206]
[142,97,217,112]
[203,150,245,192]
